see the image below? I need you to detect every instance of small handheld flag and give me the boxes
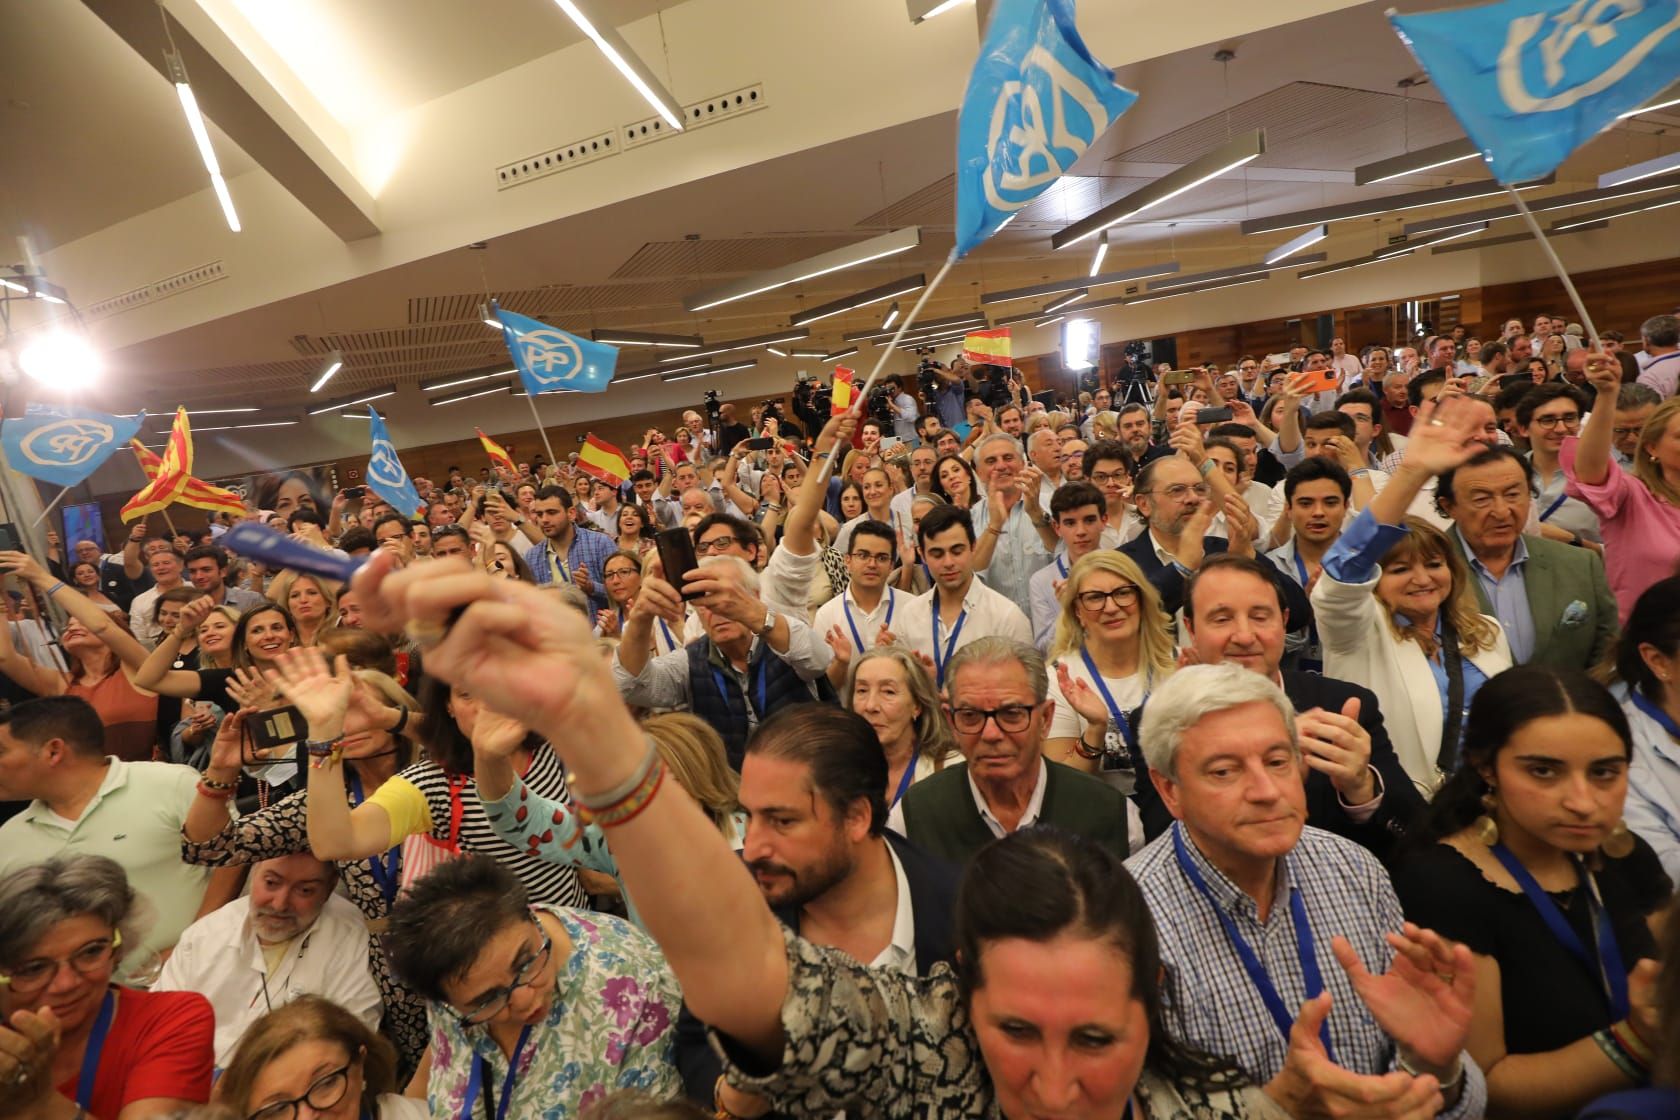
[1390,0,1680,184]
[477,428,518,476]
[364,408,423,519]
[954,0,1137,258]
[0,405,143,489]
[830,367,857,416]
[963,328,1014,368]
[495,305,619,395]
[121,407,194,521]
[577,434,632,487]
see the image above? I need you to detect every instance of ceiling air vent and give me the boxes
[494,130,618,191]
[84,261,227,319]
[620,83,766,151]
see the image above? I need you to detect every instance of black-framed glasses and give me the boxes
[1138,483,1209,502]
[1076,585,1140,613]
[603,567,640,580]
[1612,427,1645,439]
[455,920,551,1026]
[246,1057,357,1120]
[849,549,893,566]
[1088,470,1128,486]
[696,536,747,555]
[0,930,120,996]
[1531,413,1580,430]
[947,704,1037,734]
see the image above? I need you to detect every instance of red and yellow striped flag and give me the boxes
[577,433,631,486]
[962,328,1013,368]
[129,440,247,518]
[121,408,194,521]
[476,428,517,476]
[830,366,856,415]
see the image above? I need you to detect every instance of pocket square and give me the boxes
[1560,600,1589,627]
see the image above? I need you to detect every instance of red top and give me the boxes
[55,987,213,1117]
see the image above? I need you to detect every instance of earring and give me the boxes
[1602,819,1636,859]
[1475,792,1500,847]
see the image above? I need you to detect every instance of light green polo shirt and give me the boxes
[0,758,211,966]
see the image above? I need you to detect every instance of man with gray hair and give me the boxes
[887,636,1128,866]
[968,431,1056,607]
[1613,382,1662,467]
[1127,663,1486,1120]
[1635,313,1679,398]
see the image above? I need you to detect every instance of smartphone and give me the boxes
[742,437,775,452]
[249,705,309,751]
[655,527,703,601]
[0,523,20,553]
[1295,368,1340,395]
[1467,375,1494,395]
[1195,405,1235,424]
[342,486,366,500]
[1161,370,1196,387]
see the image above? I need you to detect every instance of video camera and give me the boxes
[702,388,722,423]
[972,363,1013,408]
[791,375,829,433]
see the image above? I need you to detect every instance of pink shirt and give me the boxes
[1562,436,1680,622]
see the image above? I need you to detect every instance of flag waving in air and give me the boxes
[121,407,194,521]
[130,440,246,518]
[495,305,619,396]
[477,428,518,476]
[830,367,857,416]
[365,408,423,518]
[954,0,1137,258]
[577,434,632,486]
[1,405,143,489]
[1391,0,1680,183]
[963,329,1014,368]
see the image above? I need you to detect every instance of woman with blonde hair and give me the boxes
[215,995,425,1120]
[475,710,743,928]
[1090,409,1120,443]
[1314,397,1512,790]
[843,644,960,809]
[1043,551,1176,781]
[267,570,337,647]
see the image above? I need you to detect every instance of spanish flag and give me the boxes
[129,440,248,519]
[830,366,856,415]
[121,408,194,521]
[476,428,517,477]
[962,328,1013,368]
[577,433,631,486]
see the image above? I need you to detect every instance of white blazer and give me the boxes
[1311,567,1511,791]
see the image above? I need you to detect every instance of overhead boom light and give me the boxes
[1353,138,1482,186]
[1599,149,1680,189]
[589,328,703,348]
[1402,171,1680,236]
[881,301,900,329]
[1089,232,1111,276]
[662,359,758,383]
[1042,289,1087,314]
[431,384,519,406]
[1052,130,1265,249]
[980,261,1178,306]
[310,349,345,393]
[825,348,860,361]
[685,227,921,312]
[1239,174,1554,235]
[1124,275,1267,305]
[1150,253,1328,292]
[165,51,240,233]
[550,0,686,130]
[419,369,516,392]
[1264,225,1328,265]
[1617,81,1680,118]
[659,328,810,363]
[789,274,926,327]
[306,386,396,416]
[1550,189,1680,232]
[1372,223,1489,257]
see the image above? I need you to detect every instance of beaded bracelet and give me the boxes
[199,773,237,791]
[580,760,665,829]
[304,739,345,769]
[195,781,236,801]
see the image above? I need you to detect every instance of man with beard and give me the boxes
[154,852,379,1066]
[676,704,958,1115]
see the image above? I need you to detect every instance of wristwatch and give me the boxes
[754,605,777,638]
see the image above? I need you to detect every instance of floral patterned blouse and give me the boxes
[427,906,682,1118]
[714,928,1289,1120]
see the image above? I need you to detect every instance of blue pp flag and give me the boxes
[364,408,423,519]
[495,306,618,395]
[0,405,144,488]
[1391,0,1680,184]
[953,0,1137,258]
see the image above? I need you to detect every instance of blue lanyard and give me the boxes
[347,771,402,904]
[843,590,895,653]
[459,1024,533,1120]
[1631,691,1680,743]
[931,606,968,687]
[1539,493,1568,522]
[1292,548,1308,587]
[657,618,678,652]
[890,757,918,808]
[711,659,769,718]
[1490,843,1629,1019]
[1171,825,1335,1062]
[75,989,116,1107]
[1056,554,1069,578]
[1077,649,1133,744]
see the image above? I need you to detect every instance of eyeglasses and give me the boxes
[947,703,1037,734]
[695,536,747,555]
[1076,585,1140,612]
[1088,470,1128,486]
[1612,427,1645,438]
[849,550,893,566]
[455,920,552,1026]
[1139,483,1209,502]
[0,931,121,996]
[246,1058,356,1120]
[1530,413,1581,430]
[603,567,640,580]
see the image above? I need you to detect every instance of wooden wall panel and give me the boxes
[1475,256,1679,339]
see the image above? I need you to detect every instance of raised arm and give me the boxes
[1,552,154,674]
[1570,351,1620,487]
[784,410,858,558]
[0,578,66,697]
[133,596,216,696]
[184,710,250,843]
[1367,397,1484,528]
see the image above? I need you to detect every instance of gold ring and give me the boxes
[404,618,448,647]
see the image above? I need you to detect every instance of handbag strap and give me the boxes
[1437,612,1467,775]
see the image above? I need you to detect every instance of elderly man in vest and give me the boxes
[615,555,834,769]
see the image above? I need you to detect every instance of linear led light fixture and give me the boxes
[1148,253,1328,292]
[1264,225,1328,264]
[979,261,1179,306]
[995,306,1067,327]
[893,323,981,346]
[790,274,926,327]
[550,0,685,130]
[908,0,972,21]
[1052,130,1266,249]
[306,386,396,416]
[788,348,827,358]
[419,368,516,392]
[1239,174,1554,235]
[1353,138,1482,186]
[1034,315,1065,328]
[1599,149,1680,189]
[1403,170,1680,236]
[843,311,987,343]
[194,419,301,433]
[0,277,26,294]
[25,277,68,304]
[137,407,261,417]
[881,301,900,329]
[1125,275,1267,306]
[1618,81,1680,118]
[589,328,702,348]
[825,347,860,361]
[659,327,811,363]
[1089,232,1112,276]
[1042,289,1087,314]
[431,383,520,406]
[164,50,240,233]
[1296,252,1399,280]
[1372,223,1489,258]
[477,302,501,330]
[1551,190,1680,232]
[1431,221,1607,253]
[662,359,758,383]
[684,227,921,312]
[309,349,345,393]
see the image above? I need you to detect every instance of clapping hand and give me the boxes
[226,666,278,711]
[1332,923,1474,1074]
[1296,697,1374,805]
[1264,991,1444,1120]
[1053,661,1109,729]
[266,648,354,743]
[1397,397,1485,478]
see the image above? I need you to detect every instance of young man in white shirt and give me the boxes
[1028,482,1110,652]
[888,444,939,541]
[815,519,902,687]
[895,504,1032,688]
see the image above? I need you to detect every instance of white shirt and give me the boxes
[154,892,380,1066]
[1046,655,1146,745]
[812,585,900,657]
[971,757,1048,839]
[894,578,1033,676]
[868,843,918,974]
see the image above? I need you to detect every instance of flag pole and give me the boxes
[814,250,961,487]
[1507,187,1601,346]
[29,487,71,529]
[523,392,559,470]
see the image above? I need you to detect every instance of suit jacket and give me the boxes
[1119,530,1314,632]
[1133,670,1425,863]
[674,830,959,1108]
[1451,531,1618,672]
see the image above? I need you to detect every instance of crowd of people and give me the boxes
[1,309,1679,1120]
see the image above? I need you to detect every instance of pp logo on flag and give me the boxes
[367,440,408,489]
[21,419,115,469]
[1499,1,1680,112]
[513,328,586,387]
[984,45,1120,213]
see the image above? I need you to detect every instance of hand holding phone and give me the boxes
[655,528,702,601]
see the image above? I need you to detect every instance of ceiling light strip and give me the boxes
[1148,253,1328,292]
[165,51,240,233]
[979,261,1179,306]
[1052,130,1266,249]
[1599,149,1680,189]
[551,0,686,130]
[1550,190,1680,232]
[1263,225,1328,265]
[1124,275,1268,306]
[418,369,517,392]
[309,349,345,394]
[662,359,758,383]
[1239,174,1555,236]
[1353,138,1482,186]
[684,227,921,312]
[1618,81,1680,119]
[589,328,703,348]
[306,387,397,416]
[789,274,927,327]
[659,328,811,364]
[1402,170,1680,236]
